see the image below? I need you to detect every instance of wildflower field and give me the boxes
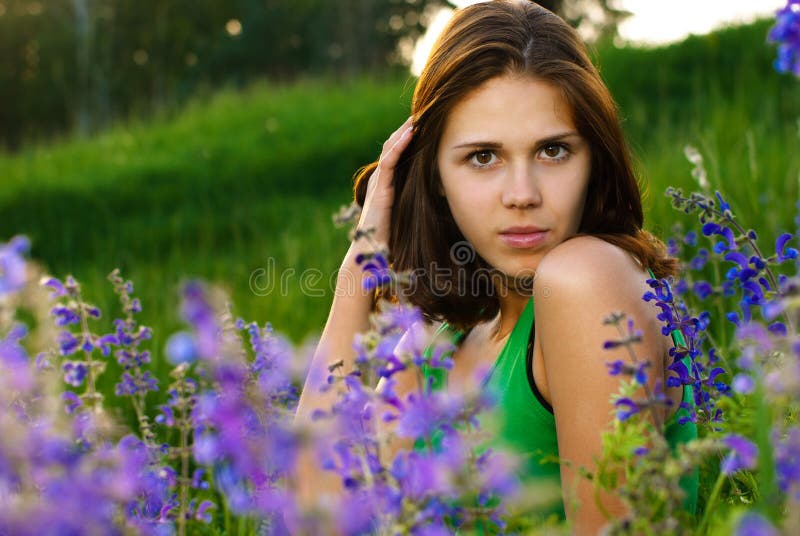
[1,7,800,535]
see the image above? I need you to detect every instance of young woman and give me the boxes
[295,1,697,532]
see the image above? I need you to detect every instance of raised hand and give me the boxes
[356,116,414,244]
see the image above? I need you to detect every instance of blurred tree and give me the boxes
[537,0,631,41]
[0,0,628,150]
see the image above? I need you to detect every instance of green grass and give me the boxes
[0,75,416,348]
[1,19,798,391]
[596,19,800,238]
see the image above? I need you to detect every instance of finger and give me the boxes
[371,126,412,193]
[380,116,414,158]
[379,125,413,172]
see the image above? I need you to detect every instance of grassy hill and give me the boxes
[1,18,798,392]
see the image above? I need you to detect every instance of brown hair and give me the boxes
[354,0,676,329]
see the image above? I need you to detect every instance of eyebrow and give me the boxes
[451,131,581,150]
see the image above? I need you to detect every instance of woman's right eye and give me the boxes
[468,150,497,167]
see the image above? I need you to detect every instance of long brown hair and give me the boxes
[354,0,676,329]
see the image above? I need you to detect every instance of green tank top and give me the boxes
[421,296,699,522]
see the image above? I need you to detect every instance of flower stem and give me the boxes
[613,322,663,434]
[76,288,102,411]
[696,469,726,535]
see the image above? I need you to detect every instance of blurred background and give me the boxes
[0,1,798,391]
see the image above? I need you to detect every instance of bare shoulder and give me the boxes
[534,236,666,361]
[534,236,658,340]
[535,235,643,290]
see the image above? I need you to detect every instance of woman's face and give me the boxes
[436,74,591,281]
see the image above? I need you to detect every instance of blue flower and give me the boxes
[633,362,649,385]
[703,222,737,252]
[614,397,640,421]
[692,281,713,300]
[775,232,798,261]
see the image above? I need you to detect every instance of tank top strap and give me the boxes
[646,268,688,348]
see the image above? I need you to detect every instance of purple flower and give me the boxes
[614,397,640,421]
[57,331,80,356]
[96,334,118,356]
[775,232,798,261]
[702,222,736,252]
[734,512,779,536]
[0,323,35,391]
[0,235,29,295]
[721,434,758,475]
[774,426,800,500]
[359,251,393,290]
[51,305,81,326]
[193,500,215,523]
[381,301,423,331]
[165,331,199,364]
[115,370,158,396]
[606,360,625,376]
[62,391,83,414]
[667,238,679,256]
[633,362,649,385]
[41,275,67,298]
[475,448,520,501]
[736,323,774,353]
[769,0,800,76]
[62,361,89,387]
[673,278,689,296]
[396,391,461,439]
[391,450,455,499]
[180,281,219,359]
[393,320,431,365]
[688,248,709,271]
[692,281,713,300]
[715,191,733,215]
[768,321,787,336]
[732,373,755,395]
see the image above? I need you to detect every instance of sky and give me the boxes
[617,0,784,44]
[412,0,784,74]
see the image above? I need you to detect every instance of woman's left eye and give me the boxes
[538,143,569,161]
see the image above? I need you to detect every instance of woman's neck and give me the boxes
[488,291,531,343]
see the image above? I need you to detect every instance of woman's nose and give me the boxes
[500,161,542,209]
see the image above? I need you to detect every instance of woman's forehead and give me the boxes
[439,74,577,146]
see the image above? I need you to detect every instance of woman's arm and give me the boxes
[533,236,669,534]
[292,118,414,505]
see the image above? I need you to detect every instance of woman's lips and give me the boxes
[498,227,548,248]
